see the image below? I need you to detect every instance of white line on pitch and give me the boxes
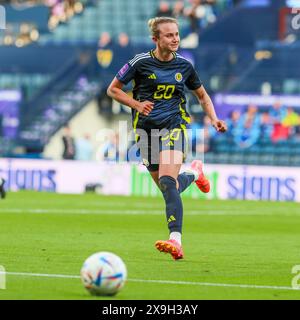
[0,271,297,291]
[1,208,300,216]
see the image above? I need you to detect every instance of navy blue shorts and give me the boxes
[134,117,189,172]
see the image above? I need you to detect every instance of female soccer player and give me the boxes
[107,17,227,260]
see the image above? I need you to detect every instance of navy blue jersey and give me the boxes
[116,50,202,129]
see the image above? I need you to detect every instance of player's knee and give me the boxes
[159,176,177,193]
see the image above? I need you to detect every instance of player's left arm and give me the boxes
[193,86,227,133]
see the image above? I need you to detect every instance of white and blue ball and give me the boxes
[80,252,127,296]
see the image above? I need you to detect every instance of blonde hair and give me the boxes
[148,17,178,38]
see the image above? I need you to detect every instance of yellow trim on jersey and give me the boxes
[179,98,191,124]
[180,124,189,160]
[150,49,176,61]
[133,111,140,142]
[180,124,188,141]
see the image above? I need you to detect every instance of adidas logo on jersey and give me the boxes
[148,73,157,79]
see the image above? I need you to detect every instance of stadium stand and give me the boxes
[0,0,299,166]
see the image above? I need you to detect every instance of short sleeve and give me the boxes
[116,61,137,85]
[185,64,202,90]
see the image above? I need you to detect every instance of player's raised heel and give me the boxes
[190,160,210,193]
[155,239,184,260]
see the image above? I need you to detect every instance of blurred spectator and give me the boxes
[188,115,203,154]
[188,115,216,155]
[202,115,216,152]
[62,125,76,160]
[102,132,120,162]
[75,133,93,161]
[47,0,83,30]
[127,138,140,162]
[271,122,290,143]
[226,110,241,134]
[269,101,287,123]
[179,0,204,48]
[240,104,260,127]
[173,1,185,18]
[98,32,112,48]
[97,90,113,120]
[118,32,130,47]
[268,102,289,142]
[260,112,273,140]
[184,0,216,32]
[180,0,231,48]
[281,107,300,139]
[202,102,300,153]
[156,1,174,17]
[282,107,300,128]
[233,118,260,149]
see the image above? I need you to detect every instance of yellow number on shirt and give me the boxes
[154,85,175,100]
[153,85,165,99]
[161,128,182,141]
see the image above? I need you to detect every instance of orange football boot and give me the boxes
[190,160,210,193]
[155,239,184,260]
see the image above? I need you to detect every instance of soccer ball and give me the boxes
[80,251,127,296]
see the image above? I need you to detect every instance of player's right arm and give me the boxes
[107,77,154,116]
[193,86,227,133]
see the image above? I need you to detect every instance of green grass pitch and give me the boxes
[0,191,300,300]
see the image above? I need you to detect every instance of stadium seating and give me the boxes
[40,0,157,44]
[19,77,100,148]
[1,0,299,166]
[229,43,300,94]
[0,73,51,100]
[205,135,300,166]
[40,0,234,45]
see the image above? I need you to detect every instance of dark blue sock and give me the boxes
[177,173,194,194]
[159,175,183,233]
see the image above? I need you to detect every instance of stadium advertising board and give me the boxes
[133,164,299,202]
[0,158,131,195]
[0,159,299,202]
[207,164,297,202]
[213,94,300,119]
